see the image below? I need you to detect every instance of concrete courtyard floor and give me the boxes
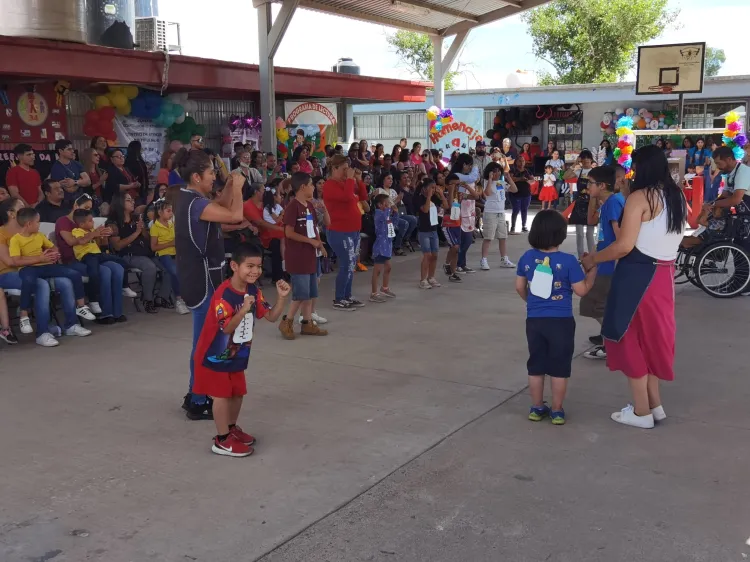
[1,218,749,562]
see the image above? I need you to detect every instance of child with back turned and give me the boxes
[192,243,290,457]
[515,210,596,425]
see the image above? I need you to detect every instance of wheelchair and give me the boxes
[675,211,750,298]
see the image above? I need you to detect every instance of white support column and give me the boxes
[256,0,299,152]
[431,31,469,108]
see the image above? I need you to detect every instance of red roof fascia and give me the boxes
[0,36,429,102]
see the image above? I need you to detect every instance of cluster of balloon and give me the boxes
[486,107,537,146]
[426,106,453,134]
[276,117,290,158]
[601,108,677,134]
[83,106,117,142]
[167,115,205,145]
[613,116,636,178]
[129,91,195,128]
[723,111,748,160]
[94,84,139,116]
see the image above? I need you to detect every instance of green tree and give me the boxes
[522,0,678,85]
[704,46,726,77]
[386,30,461,90]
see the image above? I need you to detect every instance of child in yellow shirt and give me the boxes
[71,209,130,320]
[150,199,188,314]
[10,207,95,331]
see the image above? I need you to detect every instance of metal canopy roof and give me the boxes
[265,0,552,36]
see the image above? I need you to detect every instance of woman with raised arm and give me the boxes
[175,149,244,421]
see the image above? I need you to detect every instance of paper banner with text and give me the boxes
[427,108,484,160]
[114,115,168,182]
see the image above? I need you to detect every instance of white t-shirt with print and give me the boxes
[483,179,507,213]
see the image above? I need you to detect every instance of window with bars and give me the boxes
[353,112,428,141]
[665,101,747,129]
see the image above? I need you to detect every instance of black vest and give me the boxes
[175,188,225,309]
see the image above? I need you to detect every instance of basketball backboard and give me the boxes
[636,42,706,95]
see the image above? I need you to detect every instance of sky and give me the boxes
[159,0,748,90]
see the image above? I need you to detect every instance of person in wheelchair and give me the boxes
[709,146,750,216]
[681,204,726,249]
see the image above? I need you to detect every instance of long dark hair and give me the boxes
[631,144,686,234]
[176,149,212,183]
[125,140,144,170]
[108,194,130,227]
[263,188,277,215]
[450,153,473,175]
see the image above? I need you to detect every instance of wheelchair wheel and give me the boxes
[674,247,698,285]
[695,242,750,298]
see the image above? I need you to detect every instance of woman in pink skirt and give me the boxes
[582,145,686,429]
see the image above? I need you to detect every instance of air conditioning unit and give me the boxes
[135,17,167,51]
[135,17,182,53]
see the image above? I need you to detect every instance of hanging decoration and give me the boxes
[276,116,290,159]
[613,116,635,178]
[167,115,206,145]
[228,113,262,134]
[83,106,117,143]
[601,108,677,133]
[53,80,70,107]
[426,105,454,134]
[723,111,747,161]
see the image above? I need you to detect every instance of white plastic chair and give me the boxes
[39,222,56,240]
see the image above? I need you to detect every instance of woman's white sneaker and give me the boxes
[19,316,33,334]
[175,299,190,315]
[122,287,138,298]
[89,301,102,314]
[65,324,92,337]
[76,306,96,321]
[499,256,516,268]
[36,333,60,347]
[651,405,667,421]
[611,404,654,429]
[419,280,432,289]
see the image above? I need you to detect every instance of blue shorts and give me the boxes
[290,273,318,301]
[526,317,575,378]
[373,255,391,264]
[418,231,439,254]
[442,226,461,247]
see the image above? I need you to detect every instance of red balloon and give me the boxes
[105,130,117,142]
[99,106,116,120]
[83,123,99,137]
[617,140,629,149]
[493,116,500,125]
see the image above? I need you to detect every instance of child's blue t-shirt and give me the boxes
[517,249,585,318]
[596,193,625,276]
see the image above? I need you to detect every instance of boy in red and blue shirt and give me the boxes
[193,243,289,457]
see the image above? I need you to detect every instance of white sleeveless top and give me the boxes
[635,203,684,261]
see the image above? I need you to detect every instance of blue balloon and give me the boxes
[172,104,184,117]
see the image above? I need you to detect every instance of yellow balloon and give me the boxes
[95,95,112,109]
[426,111,437,120]
[116,101,131,115]
[441,117,451,124]
[122,85,139,99]
[276,128,289,142]
[726,111,739,124]
[111,93,129,109]
[108,85,124,95]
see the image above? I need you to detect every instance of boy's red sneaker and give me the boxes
[211,434,254,457]
[230,425,256,446]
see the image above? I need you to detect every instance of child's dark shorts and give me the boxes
[526,317,575,378]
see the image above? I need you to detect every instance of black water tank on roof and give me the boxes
[331,58,360,75]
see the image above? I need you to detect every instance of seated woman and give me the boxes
[55,194,133,324]
[107,193,172,314]
[0,197,90,346]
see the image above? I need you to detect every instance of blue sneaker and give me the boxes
[528,403,550,422]
[550,409,566,425]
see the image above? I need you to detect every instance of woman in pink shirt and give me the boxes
[409,142,423,167]
[293,145,313,174]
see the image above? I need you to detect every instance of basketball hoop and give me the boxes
[647,85,674,94]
